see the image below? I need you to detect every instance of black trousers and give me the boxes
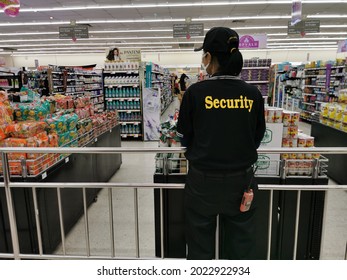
[184,166,258,260]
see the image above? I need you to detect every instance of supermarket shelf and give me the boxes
[246,80,269,84]
[315,101,328,104]
[301,109,315,113]
[105,84,139,88]
[301,102,315,106]
[121,133,142,138]
[106,97,140,101]
[243,67,270,70]
[104,70,139,74]
[119,121,142,125]
[118,109,141,112]
[85,88,103,91]
[89,94,104,98]
[305,85,325,88]
[302,93,316,96]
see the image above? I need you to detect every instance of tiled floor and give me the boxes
[56,99,347,260]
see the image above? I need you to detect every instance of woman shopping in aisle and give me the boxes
[177,27,266,260]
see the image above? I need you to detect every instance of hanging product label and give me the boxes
[0,0,20,17]
[337,40,347,53]
[291,0,302,26]
[239,34,267,49]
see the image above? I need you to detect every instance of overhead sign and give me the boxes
[239,34,267,49]
[288,20,320,35]
[59,25,89,39]
[173,23,204,38]
[337,40,347,53]
[291,0,302,26]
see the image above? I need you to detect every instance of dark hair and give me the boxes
[106,48,119,61]
[210,36,243,76]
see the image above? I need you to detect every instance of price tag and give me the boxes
[127,110,131,113]
[135,98,140,101]
[133,85,138,88]
[65,157,69,163]
[134,134,139,138]
[95,138,98,142]
[118,85,123,88]
[120,99,124,102]
[42,172,47,180]
[127,71,132,74]
[122,135,127,138]
[107,99,112,102]
[121,123,127,126]
[111,71,116,74]
[108,85,113,88]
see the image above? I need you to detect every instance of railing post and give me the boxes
[1,152,20,259]
[280,159,286,180]
[134,188,140,258]
[312,158,320,179]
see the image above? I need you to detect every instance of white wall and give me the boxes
[10,49,346,69]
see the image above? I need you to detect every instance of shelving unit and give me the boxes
[0,70,23,92]
[301,64,346,122]
[241,59,272,104]
[103,63,143,140]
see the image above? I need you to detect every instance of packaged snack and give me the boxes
[0,101,13,125]
[282,111,292,127]
[5,121,47,138]
[0,137,27,160]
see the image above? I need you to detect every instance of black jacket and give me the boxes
[177,75,266,171]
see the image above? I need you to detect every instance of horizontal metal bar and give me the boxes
[5,182,347,191]
[0,147,346,154]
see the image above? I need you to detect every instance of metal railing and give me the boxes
[0,146,347,260]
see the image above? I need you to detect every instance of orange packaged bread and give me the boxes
[5,121,48,138]
[0,137,27,160]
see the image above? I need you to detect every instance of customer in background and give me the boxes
[177,27,266,260]
[178,73,189,104]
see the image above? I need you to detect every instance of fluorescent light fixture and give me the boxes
[18,46,173,51]
[268,42,338,45]
[1,1,346,13]
[307,14,347,18]
[268,37,347,41]
[0,14,347,28]
[0,36,188,43]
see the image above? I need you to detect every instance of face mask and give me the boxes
[201,53,210,74]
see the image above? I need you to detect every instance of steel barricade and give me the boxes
[0,146,346,260]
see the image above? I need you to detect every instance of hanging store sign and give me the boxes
[119,49,141,62]
[291,0,302,26]
[0,0,20,17]
[288,20,320,35]
[59,25,89,39]
[173,23,204,38]
[239,34,267,49]
[337,40,347,53]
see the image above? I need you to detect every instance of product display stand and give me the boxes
[301,64,345,122]
[0,70,24,92]
[153,160,328,259]
[311,121,347,184]
[0,125,122,254]
[103,62,143,140]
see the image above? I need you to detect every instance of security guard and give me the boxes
[177,27,266,260]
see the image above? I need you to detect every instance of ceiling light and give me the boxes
[2,1,347,13]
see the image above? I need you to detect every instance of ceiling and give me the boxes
[0,0,347,56]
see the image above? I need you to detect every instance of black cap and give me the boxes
[194,27,239,53]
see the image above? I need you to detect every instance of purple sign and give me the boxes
[291,0,302,26]
[337,40,347,53]
[239,35,267,49]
